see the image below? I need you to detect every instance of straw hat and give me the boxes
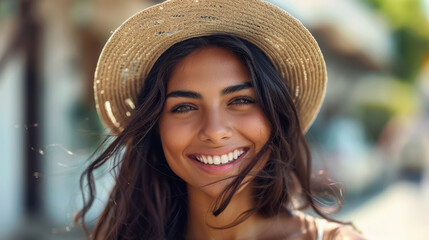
[94,0,327,134]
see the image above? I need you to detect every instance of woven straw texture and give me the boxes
[94,0,327,134]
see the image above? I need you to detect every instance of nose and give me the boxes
[198,108,232,144]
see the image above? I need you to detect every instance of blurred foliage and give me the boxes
[350,77,419,142]
[365,0,429,36]
[0,0,17,19]
[356,105,393,142]
[364,0,429,82]
[395,27,429,82]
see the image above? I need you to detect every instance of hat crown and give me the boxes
[94,0,327,134]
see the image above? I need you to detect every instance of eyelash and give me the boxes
[229,97,255,106]
[170,97,255,114]
[171,104,197,113]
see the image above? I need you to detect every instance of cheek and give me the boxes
[237,109,271,148]
[234,110,271,180]
[158,115,194,167]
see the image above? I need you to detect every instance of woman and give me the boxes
[75,0,365,239]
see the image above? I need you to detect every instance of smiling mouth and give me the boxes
[191,148,247,166]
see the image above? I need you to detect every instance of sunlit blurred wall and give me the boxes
[0,0,25,235]
[1,0,159,238]
[0,43,24,237]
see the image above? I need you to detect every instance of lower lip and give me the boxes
[190,149,248,175]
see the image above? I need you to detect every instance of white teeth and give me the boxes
[228,152,234,161]
[228,152,233,161]
[207,156,213,164]
[194,149,245,165]
[221,154,228,164]
[213,156,221,165]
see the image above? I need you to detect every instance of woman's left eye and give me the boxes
[229,97,255,106]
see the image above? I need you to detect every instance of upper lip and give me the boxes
[187,147,248,158]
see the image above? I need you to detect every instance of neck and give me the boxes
[185,183,263,240]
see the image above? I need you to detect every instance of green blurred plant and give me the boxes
[350,77,419,142]
[0,0,17,20]
[365,0,429,82]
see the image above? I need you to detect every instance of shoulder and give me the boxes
[322,221,367,240]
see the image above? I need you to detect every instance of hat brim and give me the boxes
[94,0,327,134]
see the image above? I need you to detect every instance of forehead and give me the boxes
[167,46,251,91]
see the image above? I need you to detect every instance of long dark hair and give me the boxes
[75,35,343,239]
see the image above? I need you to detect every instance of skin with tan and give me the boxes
[158,47,365,240]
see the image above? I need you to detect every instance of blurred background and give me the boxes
[0,0,428,239]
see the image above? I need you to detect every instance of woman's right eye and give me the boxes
[170,104,197,113]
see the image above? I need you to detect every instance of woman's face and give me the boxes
[159,46,271,198]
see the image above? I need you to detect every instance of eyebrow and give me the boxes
[166,91,202,99]
[221,82,253,95]
[166,82,253,99]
